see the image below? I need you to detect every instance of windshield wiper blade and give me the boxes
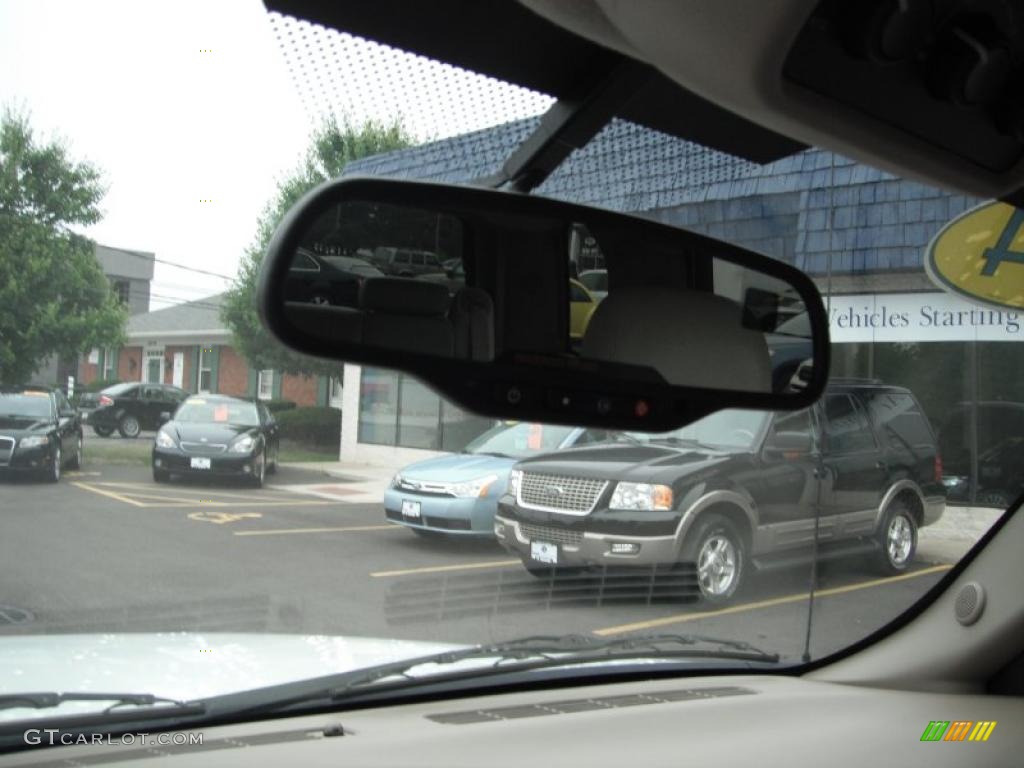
[473,450,513,458]
[210,633,779,717]
[0,691,206,717]
[647,436,718,450]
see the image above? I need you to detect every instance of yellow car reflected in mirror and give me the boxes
[569,279,597,341]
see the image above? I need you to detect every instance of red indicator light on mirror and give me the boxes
[634,399,650,418]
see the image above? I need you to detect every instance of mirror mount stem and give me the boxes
[473,61,653,194]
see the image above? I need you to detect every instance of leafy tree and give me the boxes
[0,108,127,386]
[222,116,413,377]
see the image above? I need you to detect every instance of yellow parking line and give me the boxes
[591,564,953,637]
[72,482,147,508]
[97,483,288,501]
[138,499,336,508]
[234,524,402,537]
[371,560,520,578]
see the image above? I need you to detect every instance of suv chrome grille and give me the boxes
[180,442,227,454]
[518,473,607,514]
[518,522,583,547]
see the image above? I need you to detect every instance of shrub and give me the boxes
[263,399,297,414]
[275,406,341,447]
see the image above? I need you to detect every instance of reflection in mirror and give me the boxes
[278,194,816,394]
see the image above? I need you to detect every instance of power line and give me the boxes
[102,244,236,281]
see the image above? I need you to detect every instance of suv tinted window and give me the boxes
[823,394,876,453]
[863,392,933,449]
[394,251,410,264]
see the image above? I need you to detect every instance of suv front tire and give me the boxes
[682,513,745,604]
[875,499,918,574]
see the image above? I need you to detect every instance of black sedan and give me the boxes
[0,387,83,482]
[151,395,280,487]
[80,382,190,438]
[285,248,383,307]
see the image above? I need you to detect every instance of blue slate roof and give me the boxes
[344,118,983,275]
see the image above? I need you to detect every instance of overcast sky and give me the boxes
[0,0,550,309]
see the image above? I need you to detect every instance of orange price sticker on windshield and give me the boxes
[527,423,543,450]
[213,405,229,422]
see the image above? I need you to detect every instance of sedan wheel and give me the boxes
[68,435,82,470]
[46,446,62,483]
[93,426,113,438]
[251,453,266,488]
[118,414,141,439]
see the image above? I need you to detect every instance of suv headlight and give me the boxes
[18,435,50,449]
[609,482,673,511]
[508,469,523,497]
[449,474,498,498]
[230,435,256,453]
[155,430,176,449]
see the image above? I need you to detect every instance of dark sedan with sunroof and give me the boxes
[151,395,280,487]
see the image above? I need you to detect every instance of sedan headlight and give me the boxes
[18,435,50,449]
[230,435,256,453]
[155,430,177,449]
[508,469,523,497]
[609,482,673,511]
[448,474,498,498]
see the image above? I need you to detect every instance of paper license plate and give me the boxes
[530,540,558,564]
[402,499,421,519]
[190,457,212,470]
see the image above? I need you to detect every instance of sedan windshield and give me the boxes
[0,393,51,419]
[174,401,259,427]
[463,422,577,458]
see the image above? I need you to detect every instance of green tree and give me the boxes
[0,108,127,386]
[222,116,413,377]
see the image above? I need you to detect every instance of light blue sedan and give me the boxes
[384,422,614,537]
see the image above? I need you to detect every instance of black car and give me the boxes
[0,387,83,482]
[152,394,280,487]
[938,401,1024,507]
[495,381,945,602]
[285,248,384,307]
[79,382,190,438]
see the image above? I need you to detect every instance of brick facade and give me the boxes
[118,347,142,382]
[281,374,318,406]
[217,346,252,399]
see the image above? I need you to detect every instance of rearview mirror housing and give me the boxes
[258,177,830,431]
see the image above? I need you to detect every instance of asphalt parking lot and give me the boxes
[0,461,962,662]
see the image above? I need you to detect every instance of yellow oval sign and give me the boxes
[926,201,1024,310]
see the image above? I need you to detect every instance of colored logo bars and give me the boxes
[920,721,997,742]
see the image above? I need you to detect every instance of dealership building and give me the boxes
[334,116,1023,504]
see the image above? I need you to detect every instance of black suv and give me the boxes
[495,381,945,602]
[79,382,190,438]
[0,386,83,482]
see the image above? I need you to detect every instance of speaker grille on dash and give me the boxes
[954,582,985,626]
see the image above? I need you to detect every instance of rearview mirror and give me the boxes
[258,178,830,430]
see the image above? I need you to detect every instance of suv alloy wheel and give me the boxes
[876,499,918,574]
[682,513,745,603]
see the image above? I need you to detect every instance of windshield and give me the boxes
[0,393,51,419]
[627,410,769,450]
[0,0,1016,740]
[173,400,259,427]
[463,422,578,458]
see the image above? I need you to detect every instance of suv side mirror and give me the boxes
[765,430,814,456]
[158,411,171,424]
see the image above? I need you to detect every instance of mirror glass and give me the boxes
[277,195,817,396]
